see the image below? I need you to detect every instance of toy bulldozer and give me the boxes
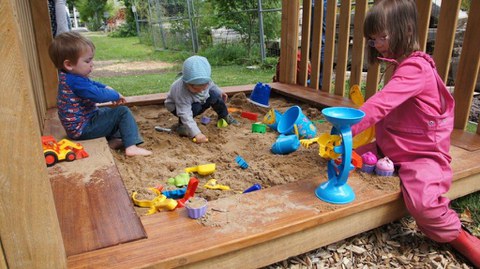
[42,136,89,167]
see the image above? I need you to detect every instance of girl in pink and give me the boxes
[352,0,479,267]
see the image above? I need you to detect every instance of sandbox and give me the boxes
[111,92,400,216]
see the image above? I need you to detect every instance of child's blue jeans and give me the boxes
[172,88,229,119]
[77,106,143,148]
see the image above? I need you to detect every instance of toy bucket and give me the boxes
[271,134,300,154]
[248,82,271,108]
[263,108,282,131]
[277,106,317,139]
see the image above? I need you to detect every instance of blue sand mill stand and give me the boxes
[315,107,365,204]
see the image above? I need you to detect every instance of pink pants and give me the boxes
[357,143,461,242]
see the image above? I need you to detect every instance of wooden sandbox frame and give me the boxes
[1,0,480,268]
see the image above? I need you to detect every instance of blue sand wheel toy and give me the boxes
[315,107,365,204]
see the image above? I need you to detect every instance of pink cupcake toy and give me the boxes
[375,157,394,176]
[361,151,377,173]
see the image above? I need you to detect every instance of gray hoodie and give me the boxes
[165,78,222,137]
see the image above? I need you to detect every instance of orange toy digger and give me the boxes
[41,136,89,167]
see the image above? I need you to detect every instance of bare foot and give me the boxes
[108,138,124,150]
[125,145,152,156]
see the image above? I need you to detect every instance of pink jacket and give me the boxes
[352,52,455,165]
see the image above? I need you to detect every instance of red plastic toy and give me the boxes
[240,111,258,121]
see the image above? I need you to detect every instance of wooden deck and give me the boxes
[43,84,480,268]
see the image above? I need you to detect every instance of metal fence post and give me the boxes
[258,0,266,63]
[187,0,198,53]
[154,0,167,49]
[131,2,140,38]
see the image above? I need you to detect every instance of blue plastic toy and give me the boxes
[243,183,261,193]
[248,82,271,108]
[271,134,300,155]
[277,105,317,139]
[315,107,365,204]
[235,155,249,169]
[162,188,187,199]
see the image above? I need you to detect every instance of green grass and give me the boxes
[452,193,480,235]
[86,32,190,62]
[95,66,272,96]
[85,32,275,96]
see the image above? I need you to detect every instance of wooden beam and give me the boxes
[334,0,352,97]
[30,0,58,109]
[298,0,312,87]
[0,0,66,267]
[365,62,380,99]
[415,0,432,51]
[321,0,337,93]
[433,0,461,82]
[279,0,300,84]
[453,0,480,130]
[309,0,324,90]
[349,0,368,86]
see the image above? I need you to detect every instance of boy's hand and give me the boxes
[112,94,127,106]
[193,133,208,143]
[221,92,228,102]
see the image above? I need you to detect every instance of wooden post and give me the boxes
[279,0,300,84]
[349,0,368,87]
[334,0,352,97]
[31,0,59,109]
[0,0,67,267]
[321,0,337,93]
[309,0,324,90]
[452,0,480,130]
[432,0,461,83]
[298,0,312,87]
[415,0,432,51]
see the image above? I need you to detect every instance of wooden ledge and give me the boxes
[43,109,146,256]
[270,82,355,108]
[118,82,354,110]
[122,84,257,107]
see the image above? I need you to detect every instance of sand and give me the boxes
[111,93,400,216]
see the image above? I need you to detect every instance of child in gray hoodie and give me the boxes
[165,56,239,143]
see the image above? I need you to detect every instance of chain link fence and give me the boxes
[131,0,282,65]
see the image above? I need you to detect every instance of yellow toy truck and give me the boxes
[41,136,89,167]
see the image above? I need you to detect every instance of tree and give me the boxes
[75,0,111,31]
[206,0,281,49]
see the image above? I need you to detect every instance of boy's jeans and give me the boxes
[173,89,229,119]
[77,106,143,148]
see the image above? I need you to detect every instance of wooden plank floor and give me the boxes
[44,109,146,256]
[44,83,480,268]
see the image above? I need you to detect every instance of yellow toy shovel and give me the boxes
[185,163,216,176]
[349,85,375,149]
[204,179,231,191]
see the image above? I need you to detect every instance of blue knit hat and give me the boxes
[182,56,212,85]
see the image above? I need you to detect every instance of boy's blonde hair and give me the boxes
[48,31,95,70]
[363,0,420,65]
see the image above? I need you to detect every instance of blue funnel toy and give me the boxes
[315,107,365,204]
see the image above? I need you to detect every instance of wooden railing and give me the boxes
[279,0,480,132]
